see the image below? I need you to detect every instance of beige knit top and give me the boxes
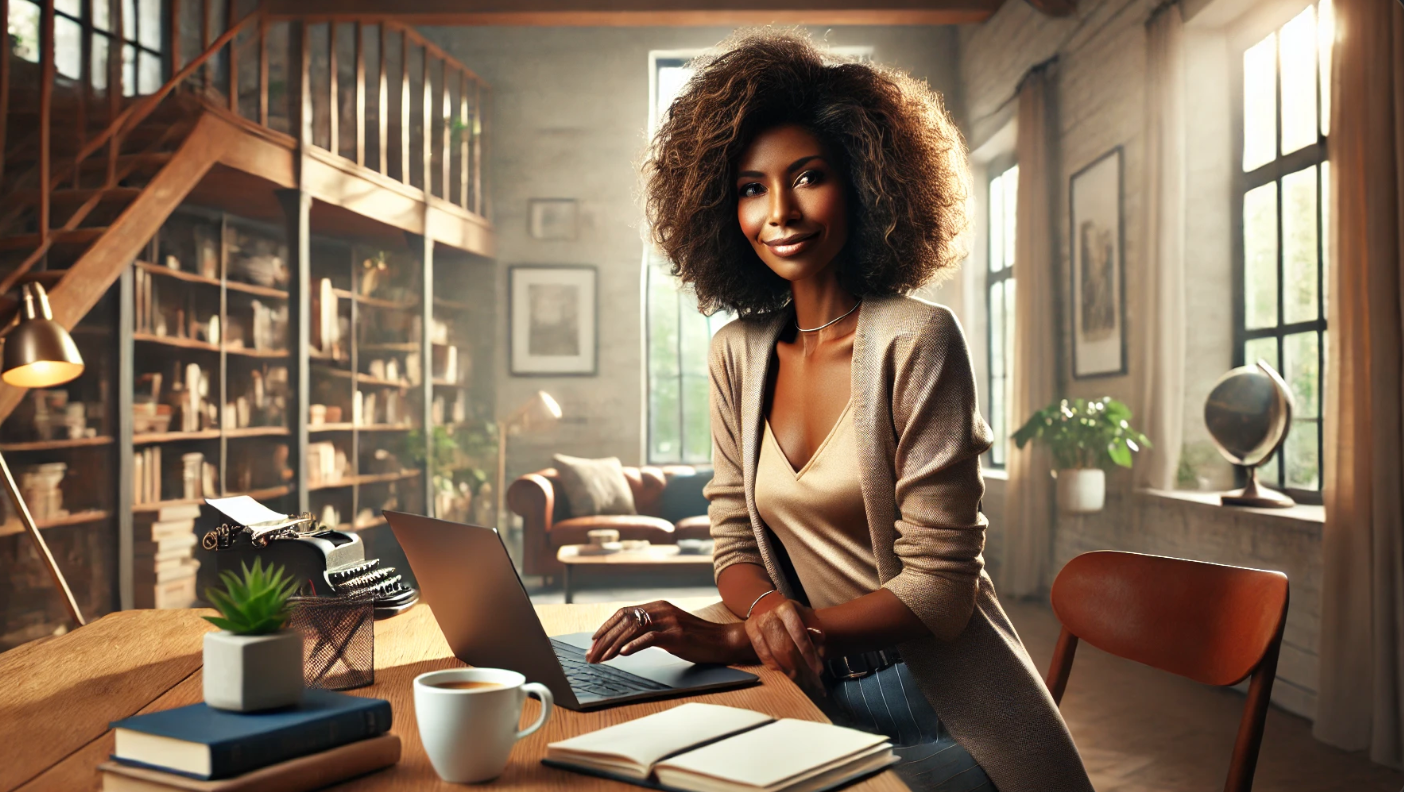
[703,295,1092,792]
[756,401,879,609]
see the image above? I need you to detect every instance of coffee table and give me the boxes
[556,543,715,604]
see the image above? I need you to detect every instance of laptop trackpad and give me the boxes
[552,631,725,689]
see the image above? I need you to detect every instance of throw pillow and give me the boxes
[552,454,637,518]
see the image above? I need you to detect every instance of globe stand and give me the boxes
[1221,465,1295,508]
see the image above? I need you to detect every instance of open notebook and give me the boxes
[543,703,897,792]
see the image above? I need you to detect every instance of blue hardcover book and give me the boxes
[109,689,392,780]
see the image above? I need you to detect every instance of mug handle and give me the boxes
[515,683,554,741]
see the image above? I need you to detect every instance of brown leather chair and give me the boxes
[1045,551,1289,792]
[508,465,710,578]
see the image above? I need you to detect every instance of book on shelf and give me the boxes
[543,703,897,792]
[134,531,198,557]
[134,575,197,610]
[109,689,393,781]
[98,734,400,792]
[134,446,163,505]
[134,559,200,586]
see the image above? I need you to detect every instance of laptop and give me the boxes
[384,511,758,711]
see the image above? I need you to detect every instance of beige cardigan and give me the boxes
[705,294,1093,792]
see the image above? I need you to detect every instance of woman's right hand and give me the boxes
[587,600,751,666]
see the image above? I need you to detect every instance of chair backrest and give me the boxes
[1050,551,1288,686]
[1046,551,1289,792]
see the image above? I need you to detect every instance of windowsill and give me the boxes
[1136,486,1325,526]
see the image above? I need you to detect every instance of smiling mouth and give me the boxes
[763,231,820,257]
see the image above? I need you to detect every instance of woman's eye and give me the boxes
[795,170,825,187]
[738,182,764,198]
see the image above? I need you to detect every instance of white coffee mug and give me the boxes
[413,668,554,783]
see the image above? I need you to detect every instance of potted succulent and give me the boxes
[202,559,304,712]
[1011,397,1151,514]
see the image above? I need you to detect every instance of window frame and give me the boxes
[1229,0,1329,504]
[984,155,1017,470]
[11,0,166,96]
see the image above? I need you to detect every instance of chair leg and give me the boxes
[1225,627,1284,792]
[1045,628,1079,705]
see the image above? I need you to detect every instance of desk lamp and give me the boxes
[2,282,86,626]
[495,390,561,531]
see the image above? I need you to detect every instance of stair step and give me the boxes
[6,187,143,206]
[0,227,106,253]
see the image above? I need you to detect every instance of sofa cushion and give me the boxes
[657,466,712,524]
[673,515,712,542]
[552,454,637,518]
[548,515,676,548]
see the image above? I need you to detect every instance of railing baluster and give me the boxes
[297,22,311,149]
[106,0,120,187]
[168,0,181,75]
[354,22,365,168]
[39,0,54,245]
[227,0,238,113]
[259,11,269,127]
[400,30,409,185]
[459,72,468,210]
[378,24,388,177]
[202,0,212,93]
[440,62,449,202]
[328,22,339,155]
[422,52,432,197]
[473,81,483,216]
[78,0,91,188]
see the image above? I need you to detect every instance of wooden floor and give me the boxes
[1002,598,1404,792]
[534,578,1404,792]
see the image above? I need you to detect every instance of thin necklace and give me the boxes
[795,300,861,333]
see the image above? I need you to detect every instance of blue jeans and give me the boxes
[810,662,993,792]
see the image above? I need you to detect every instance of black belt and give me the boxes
[824,648,902,681]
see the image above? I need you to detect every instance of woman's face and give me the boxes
[735,124,848,284]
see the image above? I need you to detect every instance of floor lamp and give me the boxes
[496,390,561,532]
[2,283,87,627]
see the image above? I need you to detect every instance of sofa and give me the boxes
[507,464,712,578]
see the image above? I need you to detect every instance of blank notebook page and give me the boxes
[546,703,773,773]
[655,719,889,788]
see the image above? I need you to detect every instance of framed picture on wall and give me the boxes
[1069,146,1127,379]
[509,265,597,376]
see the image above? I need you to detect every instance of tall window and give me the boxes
[645,54,733,464]
[1233,0,1332,498]
[986,161,1018,469]
[7,0,164,96]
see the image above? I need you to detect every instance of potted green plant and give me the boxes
[1011,397,1151,514]
[202,559,303,712]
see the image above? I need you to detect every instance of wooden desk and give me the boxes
[556,545,715,603]
[0,599,907,792]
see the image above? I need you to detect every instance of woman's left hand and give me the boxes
[745,599,827,691]
[587,601,749,666]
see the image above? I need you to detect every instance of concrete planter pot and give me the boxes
[1056,468,1106,514]
[203,630,304,712]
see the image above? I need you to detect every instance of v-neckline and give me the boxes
[764,398,853,480]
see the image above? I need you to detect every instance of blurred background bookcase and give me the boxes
[0,200,497,649]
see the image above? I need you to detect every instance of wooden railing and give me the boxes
[0,1,489,289]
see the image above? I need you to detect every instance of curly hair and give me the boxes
[644,31,971,318]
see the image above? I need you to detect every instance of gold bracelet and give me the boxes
[746,589,778,619]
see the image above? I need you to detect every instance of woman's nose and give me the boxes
[767,188,800,226]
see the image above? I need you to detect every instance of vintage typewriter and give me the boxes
[202,497,418,618]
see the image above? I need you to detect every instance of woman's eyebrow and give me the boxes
[735,154,825,180]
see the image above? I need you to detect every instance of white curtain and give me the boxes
[1314,0,1404,768]
[1134,3,1187,491]
[1000,66,1058,599]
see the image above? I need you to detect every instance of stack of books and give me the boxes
[99,689,399,792]
[133,503,202,609]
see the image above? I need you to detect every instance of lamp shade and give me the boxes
[3,283,84,388]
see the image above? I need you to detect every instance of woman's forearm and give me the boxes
[718,562,787,621]
[814,589,928,656]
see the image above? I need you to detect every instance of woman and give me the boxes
[587,33,1092,792]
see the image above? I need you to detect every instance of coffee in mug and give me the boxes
[428,680,503,691]
[414,668,554,783]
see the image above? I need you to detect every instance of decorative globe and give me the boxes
[1204,361,1293,468]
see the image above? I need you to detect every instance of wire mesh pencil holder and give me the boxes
[288,592,375,691]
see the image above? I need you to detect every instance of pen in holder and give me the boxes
[288,591,375,690]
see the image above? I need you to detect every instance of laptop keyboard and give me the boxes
[551,639,671,699]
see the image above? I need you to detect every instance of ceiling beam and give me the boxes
[263,0,1003,27]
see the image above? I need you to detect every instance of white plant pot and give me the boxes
[1056,468,1106,514]
[203,630,304,712]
